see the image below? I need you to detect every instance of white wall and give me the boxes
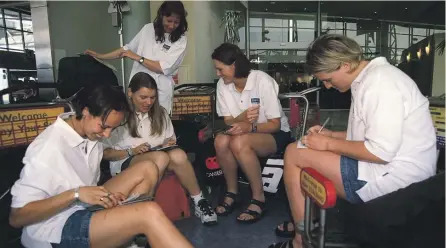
[432,33,445,97]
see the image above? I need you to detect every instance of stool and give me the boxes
[155,172,191,221]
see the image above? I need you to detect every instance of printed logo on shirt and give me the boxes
[162,44,171,52]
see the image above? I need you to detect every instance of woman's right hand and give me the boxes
[307,125,333,137]
[131,143,151,155]
[78,186,119,209]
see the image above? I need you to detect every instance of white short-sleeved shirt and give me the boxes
[103,111,175,175]
[216,70,290,133]
[347,57,437,202]
[10,113,102,248]
[123,23,187,113]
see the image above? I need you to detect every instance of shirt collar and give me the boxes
[135,111,148,120]
[229,70,255,92]
[353,57,389,84]
[54,112,95,148]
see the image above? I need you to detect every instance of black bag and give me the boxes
[193,138,225,188]
[57,55,119,99]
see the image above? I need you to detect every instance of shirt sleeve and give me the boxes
[164,113,175,140]
[216,80,231,117]
[362,87,404,162]
[260,76,281,120]
[10,158,63,208]
[123,25,144,52]
[159,36,187,76]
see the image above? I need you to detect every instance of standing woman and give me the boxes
[85,1,188,113]
[211,43,291,224]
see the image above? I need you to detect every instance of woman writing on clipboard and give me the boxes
[102,72,218,226]
[85,1,187,113]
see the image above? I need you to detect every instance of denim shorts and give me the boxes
[51,210,92,248]
[340,156,367,204]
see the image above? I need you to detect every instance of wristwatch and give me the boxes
[138,57,145,64]
[126,148,134,157]
[251,123,257,133]
[74,187,80,201]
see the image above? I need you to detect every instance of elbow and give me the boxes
[9,213,22,228]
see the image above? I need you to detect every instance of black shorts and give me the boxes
[271,130,291,153]
[121,156,134,172]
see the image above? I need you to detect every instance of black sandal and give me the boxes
[268,239,294,248]
[236,199,267,224]
[275,221,296,238]
[215,192,238,216]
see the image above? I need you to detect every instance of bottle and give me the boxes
[250,97,260,132]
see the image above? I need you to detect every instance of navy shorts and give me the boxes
[51,210,92,248]
[271,130,291,153]
[340,156,367,204]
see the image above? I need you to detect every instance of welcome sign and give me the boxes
[0,105,65,148]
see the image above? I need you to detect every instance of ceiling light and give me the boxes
[265,8,268,11]
[304,8,307,11]
[271,1,275,4]
[417,49,422,59]
[406,52,411,62]
[405,7,408,10]
[373,12,377,14]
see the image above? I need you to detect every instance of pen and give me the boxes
[318,117,331,133]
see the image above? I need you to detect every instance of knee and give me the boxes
[168,148,189,166]
[284,144,305,168]
[135,160,160,183]
[214,134,230,153]
[152,152,170,171]
[229,135,250,155]
[139,201,165,223]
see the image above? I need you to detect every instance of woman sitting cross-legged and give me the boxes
[9,85,193,248]
[211,43,291,224]
[102,72,217,226]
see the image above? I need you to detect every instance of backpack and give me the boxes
[57,55,119,99]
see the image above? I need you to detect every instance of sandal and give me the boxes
[275,221,296,238]
[236,199,267,224]
[275,220,320,238]
[268,239,294,248]
[215,192,238,216]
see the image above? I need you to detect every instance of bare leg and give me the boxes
[103,160,159,196]
[166,148,200,196]
[129,151,170,180]
[214,134,239,213]
[89,201,193,248]
[229,133,276,221]
[283,143,345,247]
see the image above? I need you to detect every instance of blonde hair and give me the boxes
[305,34,364,74]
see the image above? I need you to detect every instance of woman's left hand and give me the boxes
[121,50,141,61]
[301,132,332,151]
[227,122,252,135]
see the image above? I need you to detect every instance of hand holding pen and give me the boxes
[300,118,332,151]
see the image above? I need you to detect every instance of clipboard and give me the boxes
[87,193,154,212]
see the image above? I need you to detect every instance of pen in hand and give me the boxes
[318,117,331,134]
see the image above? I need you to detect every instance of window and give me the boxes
[0,8,34,52]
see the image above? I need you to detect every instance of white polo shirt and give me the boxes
[124,23,187,114]
[10,113,102,248]
[103,112,175,175]
[216,70,290,133]
[347,57,437,202]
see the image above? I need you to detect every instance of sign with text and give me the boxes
[0,106,65,148]
[172,95,212,116]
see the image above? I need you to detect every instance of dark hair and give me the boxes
[127,72,166,138]
[211,43,251,78]
[71,85,130,123]
[153,1,188,43]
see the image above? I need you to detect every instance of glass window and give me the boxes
[296,20,314,29]
[264,18,285,27]
[250,18,262,27]
[3,9,20,30]
[412,27,427,36]
[0,9,33,52]
[249,27,262,42]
